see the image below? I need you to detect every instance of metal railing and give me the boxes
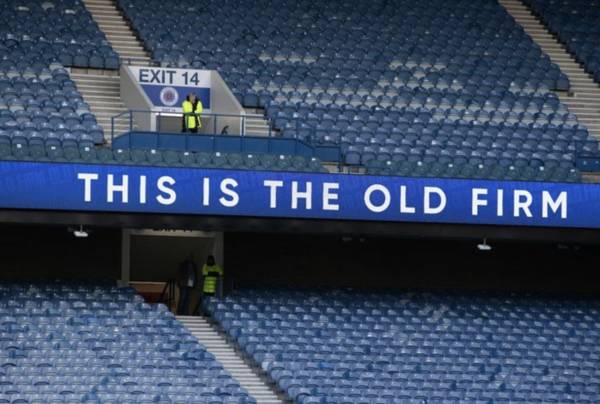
[110,109,273,142]
[159,279,177,310]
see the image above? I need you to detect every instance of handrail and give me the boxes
[110,109,273,141]
[159,279,177,309]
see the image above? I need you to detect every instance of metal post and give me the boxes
[213,114,217,135]
[129,111,133,132]
[111,116,114,143]
[120,229,131,286]
[269,117,272,138]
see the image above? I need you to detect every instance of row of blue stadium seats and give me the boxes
[178,54,560,80]
[335,135,593,152]
[0,105,91,117]
[1,118,100,129]
[265,89,566,111]
[0,111,96,125]
[240,78,563,103]
[271,111,578,130]
[287,128,592,147]
[265,100,573,123]
[0,128,103,145]
[272,114,584,134]
[0,138,326,172]
[343,143,578,164]
[185,58,567,85]
[0,92,83,104]
[249,88,567,111]
[177,55,564,79]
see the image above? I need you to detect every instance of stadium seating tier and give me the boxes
[0,282,255,403]
[116,0,599,181]
[207,289,600,403]
[522,0,600,83]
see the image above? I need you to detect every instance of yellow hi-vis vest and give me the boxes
[182,100,203,129]
[202,264,223,294]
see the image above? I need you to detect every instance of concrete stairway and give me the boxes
[499,0,600,140]
[244,108,275,137]
[72,0,153,142]
[70,69,133,142]
[82,0,151,65]
[177,315,286,404]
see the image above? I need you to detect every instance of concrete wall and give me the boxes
[120,65,155,132]
[0,225,120,281]
[225,232,600,294]
[209,71,244,135]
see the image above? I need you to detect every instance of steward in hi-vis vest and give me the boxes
[201,255,223,295]
[181,92,203,133]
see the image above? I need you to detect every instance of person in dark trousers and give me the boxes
[176,255,197,315]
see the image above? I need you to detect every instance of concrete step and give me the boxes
[77,86,121,92]
[106,39,145,47]
[178,316,284,404]
[75,79,120,85]
[94,20,130,27]
[74,80,120,85]
[109,43,147,50]
[98,27,133,33]
[70,76,120,83]
[80,95,123,102]
[86,9,124,15]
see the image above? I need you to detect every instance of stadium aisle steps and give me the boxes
[75,0,152,143]
[178,315,286,404]
[244,108,275,137]
[500,0,600,141]
[82,0,151,65]
[70,71,134,142]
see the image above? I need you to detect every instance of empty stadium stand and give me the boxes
[0,0,597,181]
[502,0,600,142]
[117,0,599,181]
[0,281,255,403]
[521,0,600,84]
[1,0,118,70]
[0,0,120,146]
[0,63,105,145]
[207,289,600,403]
